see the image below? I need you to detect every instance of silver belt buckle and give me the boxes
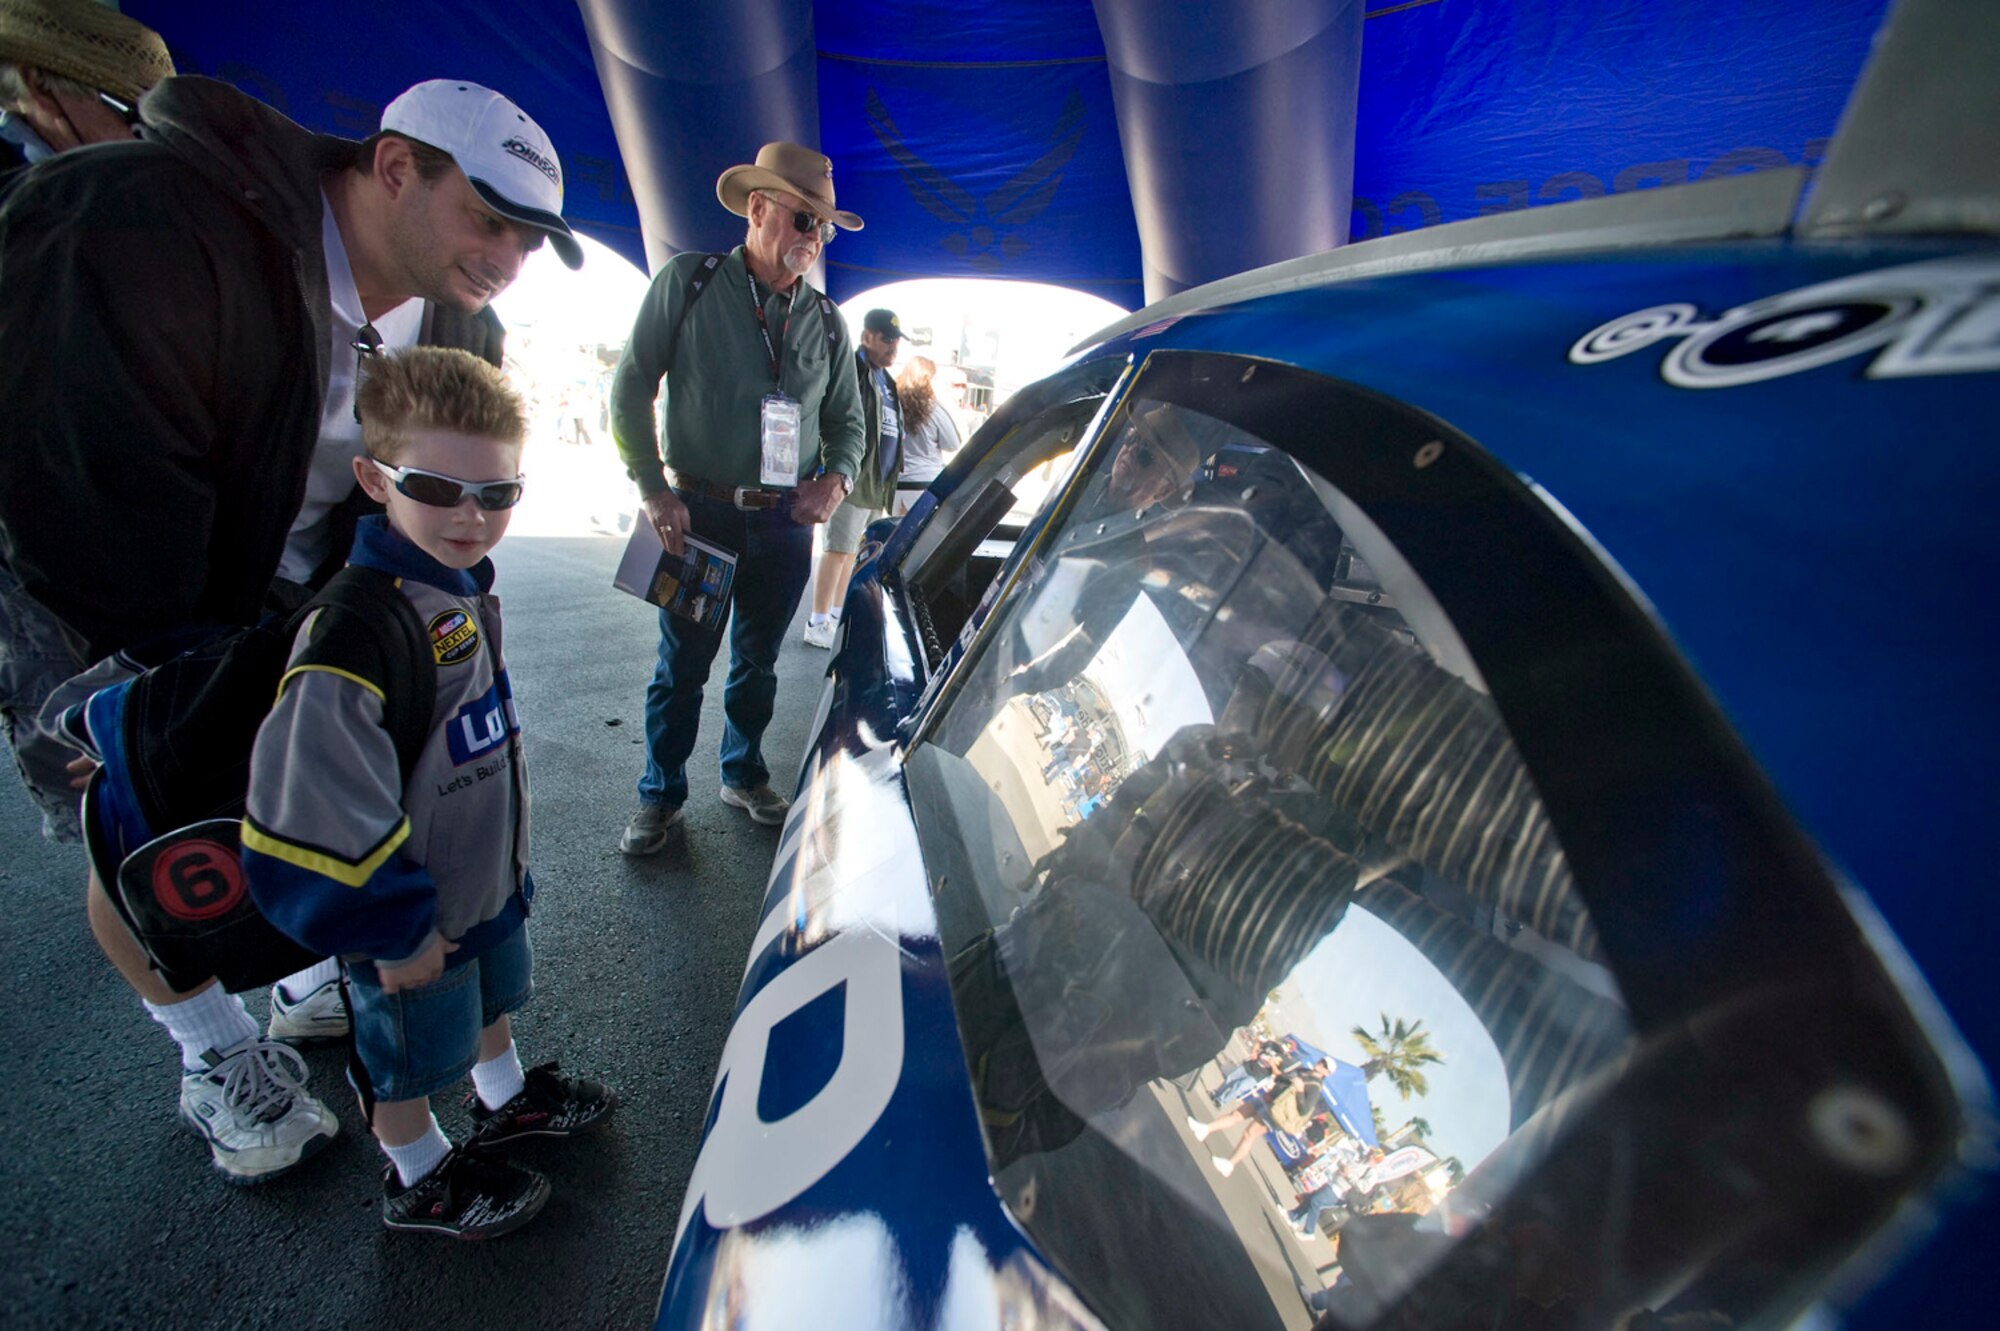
[733,486,773,511]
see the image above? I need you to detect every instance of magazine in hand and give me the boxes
[612,515,738,631]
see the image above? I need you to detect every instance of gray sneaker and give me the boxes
[267,976,349,1042]
[179,1038,339,1185]
[720,783,789,825]
[619,804,683,855]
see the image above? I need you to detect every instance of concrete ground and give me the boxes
[0,532,832,1330]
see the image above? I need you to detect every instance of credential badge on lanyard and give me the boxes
[760,395,801,487]
[748,272,802,487]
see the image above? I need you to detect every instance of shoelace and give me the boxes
[210,1039,310,1125]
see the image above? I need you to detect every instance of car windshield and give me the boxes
[907,394,1633,1329]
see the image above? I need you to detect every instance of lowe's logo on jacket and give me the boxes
[446,674,519,766]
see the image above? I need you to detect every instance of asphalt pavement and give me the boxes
[0,534,832,1330]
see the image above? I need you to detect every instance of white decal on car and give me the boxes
[1569,254,2000,387]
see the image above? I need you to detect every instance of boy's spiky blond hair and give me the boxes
[357,347,526,463]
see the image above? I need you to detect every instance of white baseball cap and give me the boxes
[380,79,583,270]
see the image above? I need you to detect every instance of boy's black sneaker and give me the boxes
[467,1061,619,1148]
[381,1147,550,1240]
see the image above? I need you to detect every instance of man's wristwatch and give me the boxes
[829,471,853,497]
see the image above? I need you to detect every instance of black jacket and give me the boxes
[0,77,502,661]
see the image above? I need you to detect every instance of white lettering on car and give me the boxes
[1569,254,2000,387]
[671,747,924,1248]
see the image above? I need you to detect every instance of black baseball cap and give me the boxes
[863,309,904,339]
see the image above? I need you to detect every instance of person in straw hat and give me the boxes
[0,71,581,1192]
[0,0,171,171]
[609,141,867,852]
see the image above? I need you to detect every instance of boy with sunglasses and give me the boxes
[242,348,617,1239]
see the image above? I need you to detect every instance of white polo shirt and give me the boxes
[276,195,422,583]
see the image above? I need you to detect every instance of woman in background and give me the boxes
[893,356,962,516]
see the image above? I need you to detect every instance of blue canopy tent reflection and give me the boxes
[1214,1032,1379,1165]
[1290,1036,1379,1151]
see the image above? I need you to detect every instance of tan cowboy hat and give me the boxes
[0,0,174,105]
[716,141,863,232]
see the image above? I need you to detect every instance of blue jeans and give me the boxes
[1289,1183,1349,1236]
[638,491,814,809]
[345,919,534,1102]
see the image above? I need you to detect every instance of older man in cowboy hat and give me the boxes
[0,0,171,174]
[609,141,866,852]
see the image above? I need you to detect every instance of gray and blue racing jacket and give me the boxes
[242,518,531,970]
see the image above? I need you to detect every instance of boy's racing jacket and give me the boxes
[242,518,531,970]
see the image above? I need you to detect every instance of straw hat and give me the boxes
[715,141,863,232]
[0,0,174,105]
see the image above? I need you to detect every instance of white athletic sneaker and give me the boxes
[802,617,839,650]
[619,803,684,856]
[720,783,789,825]
[179,1038,339,1185]
[1186,1114,1211,1142]
[1212,1156,1236,1177]
[266,977,349,1042]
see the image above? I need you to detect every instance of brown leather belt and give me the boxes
[671,475,789,511]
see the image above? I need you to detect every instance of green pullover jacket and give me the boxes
[610,246,865,497]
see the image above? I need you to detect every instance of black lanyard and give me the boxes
[744,273,793,388]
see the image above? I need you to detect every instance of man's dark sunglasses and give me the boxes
[778,206,837,245]
[371,458,526,511]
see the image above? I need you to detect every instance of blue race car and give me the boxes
[655,10,1995,1328]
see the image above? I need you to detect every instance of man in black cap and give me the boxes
[0,72,581,1189]
[805,306,905,648]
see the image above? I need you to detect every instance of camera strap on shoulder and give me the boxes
[665,253,729,376]
[666,254,841,372]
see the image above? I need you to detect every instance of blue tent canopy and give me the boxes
[127,0,1887,304]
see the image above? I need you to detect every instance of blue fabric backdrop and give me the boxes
[124,0,1889,303]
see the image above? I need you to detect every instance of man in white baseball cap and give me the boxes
[380,78,582,270]
[0,70,581,1193]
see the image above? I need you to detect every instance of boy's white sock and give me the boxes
[383,1117,451,1187]
[276,957,339,1003]
[807,611,832,627]
[144,985,261,1072]
[471,1043,526,1110]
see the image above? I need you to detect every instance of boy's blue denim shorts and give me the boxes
[345,921,534,1102]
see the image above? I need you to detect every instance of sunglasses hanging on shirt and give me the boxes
[351,322,385,424]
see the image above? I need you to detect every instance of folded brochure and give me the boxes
[612,515,738,631]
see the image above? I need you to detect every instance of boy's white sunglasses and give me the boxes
[371,458,525,511]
